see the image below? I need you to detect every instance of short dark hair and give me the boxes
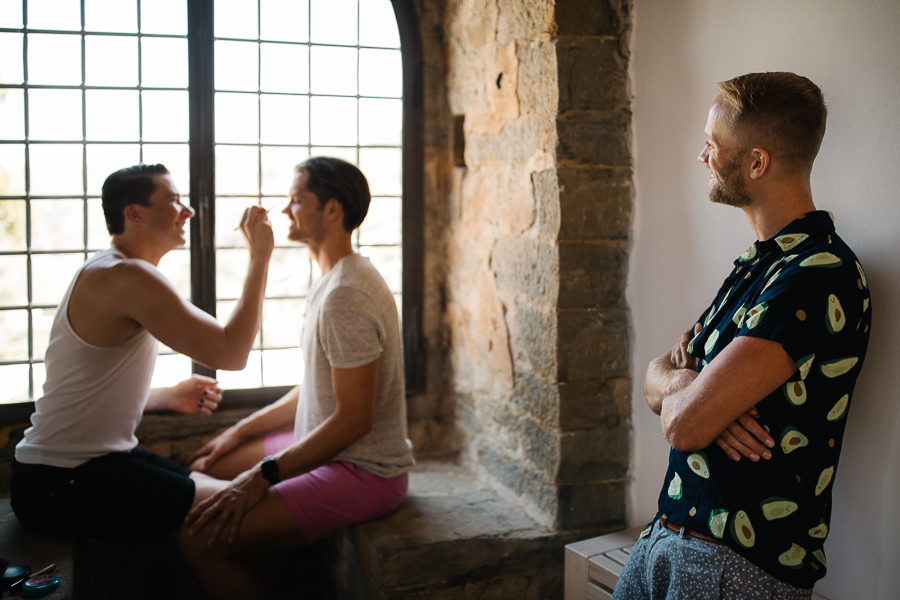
[101,163,170,235]
[296,157,371,232]
[716,72,827,175]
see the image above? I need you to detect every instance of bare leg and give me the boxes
[178,488,307,600]
[200,435,267,480]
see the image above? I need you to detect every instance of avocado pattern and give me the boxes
[658,213,869,585]
[686,451,709,479]
[730,510,756,548]
[826,294,846,333]
[760,497,799,520]
[708,508,729,539]
[667,472,683,499]
[779,427,809,455]
[778,543,807,569]
[782,380,807,406]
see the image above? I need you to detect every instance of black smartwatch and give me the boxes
[260,455,281,485]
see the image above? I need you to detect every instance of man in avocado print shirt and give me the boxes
[612,72,871,599]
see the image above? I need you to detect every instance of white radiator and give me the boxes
[564,526,829,600]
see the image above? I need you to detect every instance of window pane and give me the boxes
[310,146,356,163]
[85,0,137,33]
[216,248,249,300]
[215,0,259,40]
[267,247,311,297]
[310,0,357,45]
[359,0,400,48]
[0,145,25,194]
[142,90,190,142]
[216,145,260,195]
[215,40,259,92]
[141,0,187,35]
[260,43,308,93]
[358,196,400,246]
[0,2,23,28]
[359,147,401,195]
[28,89,82,141]
[85,36,139,87]
[86,144,141,195]
[364,246,401,293]
[30,145,84,196]
[0,33,24,83]
[28,34,82,85]
[31,253,84,306]
[157,247,190,298]
[261,0,308,43]
[30,199,85,251]
[141,146,190,190]
[215,196,257,247]
[26,0,81,31]
[310,96,356,146]
[32,307,56,360]
[216,349,262,388]
[87,198,110,249]
[86,90,140,141]
[261,298,303,347]
[150,353,192,388]
[0,365,30,404]
[261,347,303,387]
[0,309,28,361]
[359,49,402,97]
[0,89,25,140]
[261,146,307,195]
[310,46,357,96]
[142,37,189,88]
[260,95,309,145]
[0,256,27,304]
[215,92,260,143]
[359,98,401,146]
[0,200,26,250]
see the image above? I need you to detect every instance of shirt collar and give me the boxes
[735,210,836,265]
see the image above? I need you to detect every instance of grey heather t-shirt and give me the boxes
[295,253,414,478]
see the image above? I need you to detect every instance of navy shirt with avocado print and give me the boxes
[652,210,871,588]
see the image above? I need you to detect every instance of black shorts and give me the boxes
[11,449,196,545]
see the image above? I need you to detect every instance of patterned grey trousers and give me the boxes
[611,520,814,600]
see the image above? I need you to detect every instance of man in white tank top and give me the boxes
[180,157,414,600]
[11,164,274,545]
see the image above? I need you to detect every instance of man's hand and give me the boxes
[671,323,702,370]
[188,427,243,473]
[148,374,222,415]
[184,465,269,545]
[715,408,775,462]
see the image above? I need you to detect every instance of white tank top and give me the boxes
[15,248,158,468]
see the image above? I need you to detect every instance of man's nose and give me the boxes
[183,204,196,218]
[698,146,710,163]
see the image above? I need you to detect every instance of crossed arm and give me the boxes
[646,324,796,461]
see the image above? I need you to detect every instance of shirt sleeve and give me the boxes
[733,254,862,364]
[317,286,385,369]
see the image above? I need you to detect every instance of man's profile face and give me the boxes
[284,169,325,246]
[141,174,194,247]
[699,98,753,208]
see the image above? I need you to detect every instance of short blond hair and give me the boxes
[716,72,827,175]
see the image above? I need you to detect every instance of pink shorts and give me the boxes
[264,431,408,543]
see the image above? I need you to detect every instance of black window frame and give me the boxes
[0,0,423,414]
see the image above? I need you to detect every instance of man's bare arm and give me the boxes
[658,336,796,452]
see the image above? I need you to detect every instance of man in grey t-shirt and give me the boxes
[182,157,414,600]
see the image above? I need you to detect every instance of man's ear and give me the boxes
[123,204,143,225]
[325,198,343,221]
[749,147,770,179]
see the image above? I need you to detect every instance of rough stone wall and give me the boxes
[409,0,633,533]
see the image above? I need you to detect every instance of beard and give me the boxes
[708,157,752,208]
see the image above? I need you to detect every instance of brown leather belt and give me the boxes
[659,515,724,546]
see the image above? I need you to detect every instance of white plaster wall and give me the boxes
[628,1,900,598]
